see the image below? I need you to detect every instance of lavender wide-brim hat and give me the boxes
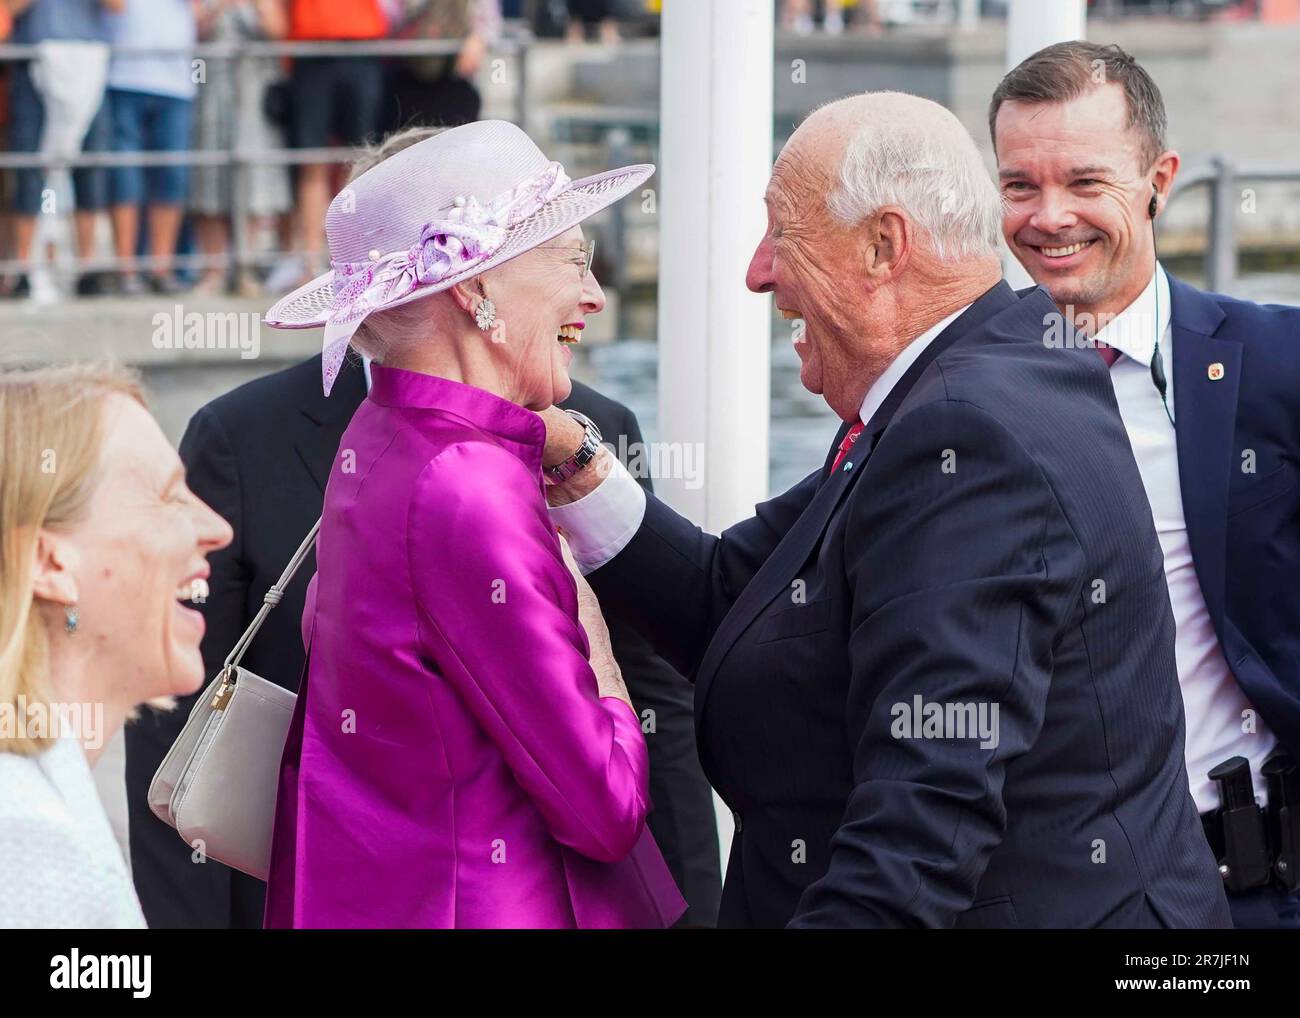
[265,119,654,395]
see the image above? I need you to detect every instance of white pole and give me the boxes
[957,0,979,32]
[657,0,774,881]
[1003,0,1086,287]
[656,0,772,535]
[1006,0,1086,71]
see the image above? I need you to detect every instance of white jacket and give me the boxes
[0,736,145,928]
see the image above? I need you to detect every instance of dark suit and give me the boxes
[1167,276,1300,928]
[590,281,1232,928]
[125,354,720,928]
[1168,276,1300,758]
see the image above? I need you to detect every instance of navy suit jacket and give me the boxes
[591,281,1232,928]
[1167,275,1300,759]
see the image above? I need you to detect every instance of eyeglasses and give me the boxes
[538,238,596,279]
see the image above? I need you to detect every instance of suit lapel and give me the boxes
[294,355,368,495]
[694,281,1023,727]
[1169,277,1237,629]
[693,439,868,730]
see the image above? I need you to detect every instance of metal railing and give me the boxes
[1170,157,1300,293]
[1088,0,1242,19]
[5,35,1294,305]
[0,34,533,283]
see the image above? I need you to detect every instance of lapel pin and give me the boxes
[1208,362,1224,381]
[843,462,853,472]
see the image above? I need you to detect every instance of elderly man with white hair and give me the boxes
[539,91,1231,928]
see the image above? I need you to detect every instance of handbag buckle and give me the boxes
[211,668,236,712]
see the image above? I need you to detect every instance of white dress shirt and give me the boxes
[1094,264,1275,811]
[548,304,970,573]
[0,735,147,928]
[548,455,649,575]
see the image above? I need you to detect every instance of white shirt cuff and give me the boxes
[548,455,646,575]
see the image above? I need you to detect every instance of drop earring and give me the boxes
[474,297,497,331]
[474,280,497,331]
[64,606,79,634]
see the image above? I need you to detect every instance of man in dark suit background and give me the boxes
[124,352,721,927]
[992,41,1300,928]
[540,91,1231,928]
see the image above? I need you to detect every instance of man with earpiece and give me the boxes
[992,40,1300,929]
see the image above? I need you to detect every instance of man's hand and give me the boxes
[556,528,584,582]
[558,531,631,707]
[557,531,603,640]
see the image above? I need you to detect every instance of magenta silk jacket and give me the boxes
[263,364,685,929]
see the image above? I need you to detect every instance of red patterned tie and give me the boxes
[1095,342,1121,368]
[831,421,865,473]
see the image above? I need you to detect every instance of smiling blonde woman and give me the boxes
[0,363,231,928]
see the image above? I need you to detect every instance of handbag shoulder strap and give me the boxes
[221,517,321,674]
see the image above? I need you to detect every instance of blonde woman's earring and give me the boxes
[64,606,79,634]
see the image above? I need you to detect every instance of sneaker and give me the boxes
[235,270,264,300]
[75,271,113,297]
[264,254,307,294]
[189,273,230,297]
[146,273,189,296]
[116,272,147,297]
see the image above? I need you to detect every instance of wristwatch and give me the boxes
[545,409,603,485]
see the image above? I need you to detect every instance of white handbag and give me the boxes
[148,518,319,881]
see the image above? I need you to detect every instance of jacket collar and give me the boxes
[302,353,366,428]
[817,281,1024,483]
[1169,273,1228,336]
[860,279,1023,448]
[296,354,367,495]
[854,302,971,428]
[367,362,547,475]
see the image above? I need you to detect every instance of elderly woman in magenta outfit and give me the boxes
[261,120,685,928]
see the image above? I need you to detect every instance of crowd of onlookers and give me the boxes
[0,1,1277,302]
[775,1,1275,36]
[0,0,642,301]
[779,0,881,35]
